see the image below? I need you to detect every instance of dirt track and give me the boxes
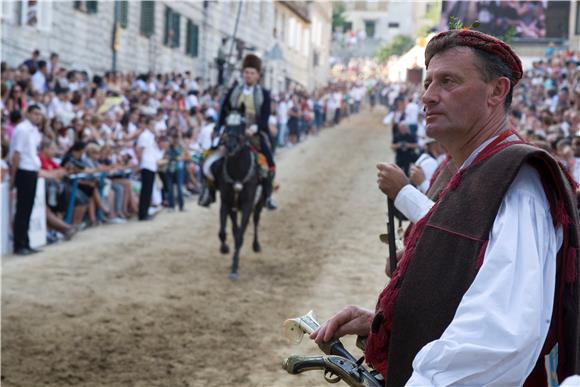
[2,107,392,387]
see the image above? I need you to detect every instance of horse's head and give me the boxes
[223,105,247,156]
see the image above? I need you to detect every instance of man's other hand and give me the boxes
[409,164,426,186]
[310,306,374,344]
[377,163,409,199]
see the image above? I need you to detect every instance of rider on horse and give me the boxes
[199,53,277,209]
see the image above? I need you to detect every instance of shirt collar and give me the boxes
[460,132,518,170]
[243,84,255,95]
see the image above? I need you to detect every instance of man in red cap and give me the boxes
[199,53,276,209]
[311,29,579,386]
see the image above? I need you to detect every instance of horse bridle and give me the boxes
[223,150,256,210]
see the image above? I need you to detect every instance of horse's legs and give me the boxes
[228,210,241,279]
[219,202,229,254]
[252,197,264,253]
[230,202,254,279]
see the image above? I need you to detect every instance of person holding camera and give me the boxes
[390,122,417,176]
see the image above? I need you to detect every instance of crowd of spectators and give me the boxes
[0,49,369,250]
[10,45,574,252]
[380,47,580,199]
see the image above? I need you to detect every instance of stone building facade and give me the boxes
[1,0,331,94]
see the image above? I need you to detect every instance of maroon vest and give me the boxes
[365,142,580,386]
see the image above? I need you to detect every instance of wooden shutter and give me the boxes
[120,1,129,29]
[86,1,98,14]
[140,1,155,37]
[186,20,199,57]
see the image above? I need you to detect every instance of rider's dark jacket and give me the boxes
[215,81,274,168]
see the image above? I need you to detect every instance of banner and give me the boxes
[1,182,11,256]
[440,1,548,39]
[29,178,47,249]
[1,178,47,256]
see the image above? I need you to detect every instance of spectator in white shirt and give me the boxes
[197,115,216,152]
[409,138,443,194]
[136,115,159,221]
[276,95,289,147]
[49,88,75,125]
[570,136,580,189]
[9,105,43,255]
[185,90,199,113]
[31,60,48,93]
[404,97,420,136]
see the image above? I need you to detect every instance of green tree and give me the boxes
[375,35,414,63]
[332,3,347,31]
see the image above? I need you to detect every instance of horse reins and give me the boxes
[223,150,256,211]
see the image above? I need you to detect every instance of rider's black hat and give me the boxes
[242,54,261,73]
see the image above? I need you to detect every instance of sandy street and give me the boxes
[2,107,393,387]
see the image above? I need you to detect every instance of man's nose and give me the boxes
[421,84,439,107]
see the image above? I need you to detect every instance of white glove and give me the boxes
[246,124,258,136]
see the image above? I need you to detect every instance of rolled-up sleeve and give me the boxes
[394,184,434,223]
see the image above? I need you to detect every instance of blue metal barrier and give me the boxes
[64,169,133,224]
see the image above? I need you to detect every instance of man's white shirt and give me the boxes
[396,137,563,386]
[197,123,215,151]
[137,129,159,172]
[404,101,419,125]
[9,119,42,171]
[277,101,289,124]
[31,71,47,93]
[185,94,199,111]
[414,153,439,194]
[573,157,580,185]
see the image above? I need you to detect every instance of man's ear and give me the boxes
[488,77,511,108]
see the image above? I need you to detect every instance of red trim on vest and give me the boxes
[429,154,452,187]
[426,223,485,242]
[475,240,488,270]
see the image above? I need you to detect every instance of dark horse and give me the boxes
[212,109,266,280]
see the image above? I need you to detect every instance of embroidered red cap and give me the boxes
[425,29,523,86]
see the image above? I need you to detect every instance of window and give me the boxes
[281,14,286,41]
[259,1,265,20]
[119,1,129,29]
[576,1,580,35]
[140,1,155,37]
[186,20,199,57]
[19,1,52,30]
[274,8,278,37]
[388,22,399,28]
[164,7,181,48]
[365,20,376,38]
[302,28,310,56]
[22,0,39,26]
[288,17,294,47]
[74,1,98,14]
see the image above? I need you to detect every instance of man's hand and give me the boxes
[10,151,20,190]
[310,306,374,344]
[377,163,409,199]
[246,124,258,136]
[385,249,404,278]
[409,164,426,187]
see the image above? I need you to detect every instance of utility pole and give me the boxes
[224,1,243,86]
[201,1,210,83]
[111,1,121,72]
